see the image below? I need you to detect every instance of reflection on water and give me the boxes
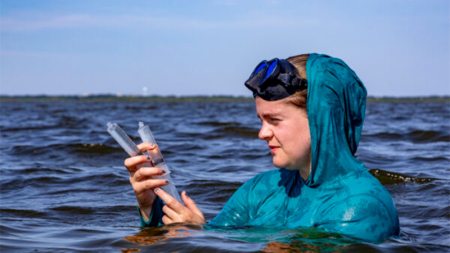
[122,225,356,252]
[0,97,449,252]
[124,225,194,247]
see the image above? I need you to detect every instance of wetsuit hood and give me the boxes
[305,53,367,187]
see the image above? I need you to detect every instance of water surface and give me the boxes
[1,97,449,252]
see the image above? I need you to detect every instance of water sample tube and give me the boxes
[138,122,164,165]
[107,122,140,156]
[138,122,181,203]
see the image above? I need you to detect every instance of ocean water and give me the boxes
[0,97,449,252]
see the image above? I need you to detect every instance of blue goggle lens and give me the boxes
[251,59,279,84]
[264,60,278,81]
[245,58,307,101]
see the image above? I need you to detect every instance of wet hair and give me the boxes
[286,54,309,109]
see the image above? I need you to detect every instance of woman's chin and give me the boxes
[272,159,299,171]
[272,159,290,169]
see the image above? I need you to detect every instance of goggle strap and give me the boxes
[277,74,307,91]
[277,73,291,84]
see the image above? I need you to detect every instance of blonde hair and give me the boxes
[285,54,309,109]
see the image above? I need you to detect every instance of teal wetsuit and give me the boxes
[143,53,400,243]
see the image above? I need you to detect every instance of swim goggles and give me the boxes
[244,58,307,101]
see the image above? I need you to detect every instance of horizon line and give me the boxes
[1,94,449,99]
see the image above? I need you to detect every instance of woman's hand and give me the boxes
[154,188,205,225]
[124,143,168,220]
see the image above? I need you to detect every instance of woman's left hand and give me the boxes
[154,188,205,225]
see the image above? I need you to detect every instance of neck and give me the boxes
[299,157,311,181]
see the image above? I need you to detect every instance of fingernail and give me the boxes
[154,188,160,193]
[165,180,169,184]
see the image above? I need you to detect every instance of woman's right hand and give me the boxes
[124,143,168,220]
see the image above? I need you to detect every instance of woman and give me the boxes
[124,53,400,243]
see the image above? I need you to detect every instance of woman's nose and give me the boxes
[258,123,273,141]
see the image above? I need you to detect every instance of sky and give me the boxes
[0,0,449,97]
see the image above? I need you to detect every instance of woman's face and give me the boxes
[255,97,311,171]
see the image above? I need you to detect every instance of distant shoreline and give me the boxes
[0,95,449,103]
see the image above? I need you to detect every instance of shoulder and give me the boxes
[341,171,396,205]
[336,172,398,223]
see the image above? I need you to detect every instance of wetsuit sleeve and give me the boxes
[316,195,399,243]
[139,196,164,227]
[208,179,253,227]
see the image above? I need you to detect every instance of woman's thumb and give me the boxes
[182,191,203,217]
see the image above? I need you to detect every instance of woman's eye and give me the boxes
[269,118,280,124]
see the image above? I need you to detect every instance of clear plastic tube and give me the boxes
[138,122,181,203]
[107,122,140,156]
[138,122,164,165]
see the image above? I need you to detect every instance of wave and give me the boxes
[17,166,82,175]
[364,129,450,143]
[216,126,258,139]
[369,169,436,185]
[68,143,121,154]
[408,129,450,143]
[9,143,122,156]
[50,206,96,215]
[0,208,47,218]
[0,169,128,193]
[196,121,259,139]
[0,124,61,132]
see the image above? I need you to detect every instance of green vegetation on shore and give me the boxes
[0,95,252,103]
[0,95,449,103]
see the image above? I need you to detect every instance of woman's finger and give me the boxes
[124,155,151,171]
[162,215,174,225]
[181,191,204,218]
[162,205,179,220]
[137,143,164,162]
[137,143,157,152]
[133,167,164,182]
[131,179,168,193]
[154,188,184,211]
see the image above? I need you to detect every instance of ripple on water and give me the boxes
[8,143,122,156]
[364,129,450,143]
[1,99,449,252]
